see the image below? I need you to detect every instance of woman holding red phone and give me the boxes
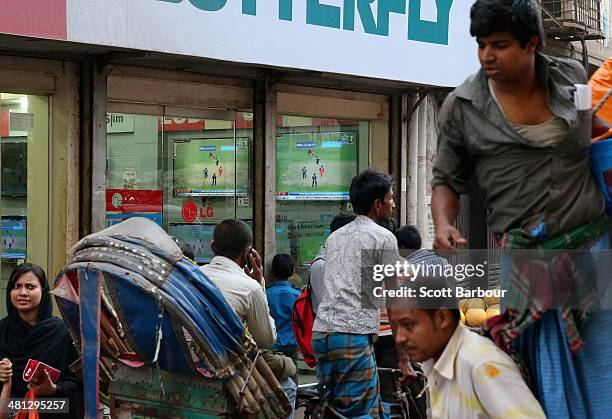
[0,263,82,418]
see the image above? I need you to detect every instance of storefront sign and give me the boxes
[0,0,67,40]
[160,117,206,132]
[107,113,135,133]
[67,0,479,86]
[106,189,163,213]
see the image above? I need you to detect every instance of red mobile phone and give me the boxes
[23,359,61,385]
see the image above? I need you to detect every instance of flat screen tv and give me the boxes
[1,216,27,259]
[173,137,250,198]
[276,131,358,201]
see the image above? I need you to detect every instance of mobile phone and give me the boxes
[23,359,61,385]
[245,248,254,270]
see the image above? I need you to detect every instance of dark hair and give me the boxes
[349,169,393,215]
[379,218,397,234]
[470,0,545,51]
[9,263,46,290]
[389,276,460,323]
[213,219,253,259]
[272,253,295,280]
[396,225,422,249]
[330,213,356,233]
[179,242,195,260]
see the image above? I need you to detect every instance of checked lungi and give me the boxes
[312,332,389,419]
[488,217,612,418]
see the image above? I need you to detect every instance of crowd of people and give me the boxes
[1,0,610,418]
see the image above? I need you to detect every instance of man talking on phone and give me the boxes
[200,219,297,418]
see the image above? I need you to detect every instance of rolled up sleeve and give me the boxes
[432,94,472,195]
[247,287,277,349]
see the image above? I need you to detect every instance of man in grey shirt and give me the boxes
[312,169,401,418]
[430,0,612,416]
[309,212,356,312]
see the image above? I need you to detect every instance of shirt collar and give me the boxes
[454,53,555,112]
[427,324,468,381]
[269,279,291,288]
[355,215,378,225]
[208,255,246,277]
[452,53,576,138]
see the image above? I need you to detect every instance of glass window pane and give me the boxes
[106,110,253,265]
[0,93,50,314]
[106,112,163,227]
[275,116,365,285]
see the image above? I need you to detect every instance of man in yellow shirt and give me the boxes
[389,277,545,419]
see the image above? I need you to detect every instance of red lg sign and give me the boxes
[182,201,215,223]
[182,201,198,223]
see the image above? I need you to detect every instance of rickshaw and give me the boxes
[52,218,290,418]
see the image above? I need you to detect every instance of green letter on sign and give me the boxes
[158,0,238,12]
[279,0,292,21]
[307,0,341,29]
[243,0,256,15]
[408,0,453,45]
[188,0,227,11]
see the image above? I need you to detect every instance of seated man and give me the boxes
[389,277,545,418]
[200,219,296,418]
[266,253,301,362]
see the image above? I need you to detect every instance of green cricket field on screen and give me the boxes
[276,131,358,200]
[173,137,250,197]
[1,217,27,259]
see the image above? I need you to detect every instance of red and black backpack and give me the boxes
[291,257,323,368]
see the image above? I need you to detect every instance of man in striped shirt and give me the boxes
[200,220,297,418]
[396,225,450,268]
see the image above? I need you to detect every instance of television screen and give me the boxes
[276,131,358,200]
[173,137,250,198]
[1,217,27,259]
[2,141,27,197]
[169,223,215,264]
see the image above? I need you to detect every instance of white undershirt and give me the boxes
[489,80,567,147]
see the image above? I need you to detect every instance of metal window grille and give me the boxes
[541,0,604,39]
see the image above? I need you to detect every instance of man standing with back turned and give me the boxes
[313,169,400,418]
[432,0,612,417]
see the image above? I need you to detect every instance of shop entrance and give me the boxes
[0,93,49,298]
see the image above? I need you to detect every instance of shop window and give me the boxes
[275,116,368,285]
[0,93,50,304]
[105,110,253,264]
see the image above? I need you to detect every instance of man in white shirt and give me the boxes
[200,219,296,418]
[312,169,402,418]
[390,277,545,419]
[309,212,356,312]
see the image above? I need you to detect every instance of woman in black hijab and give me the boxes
[0,263,82,418]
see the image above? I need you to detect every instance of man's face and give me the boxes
[391,306,450,363]
[477,32,537,82]
[376,188,395,221]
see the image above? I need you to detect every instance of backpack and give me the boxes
[291,256,323,368]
